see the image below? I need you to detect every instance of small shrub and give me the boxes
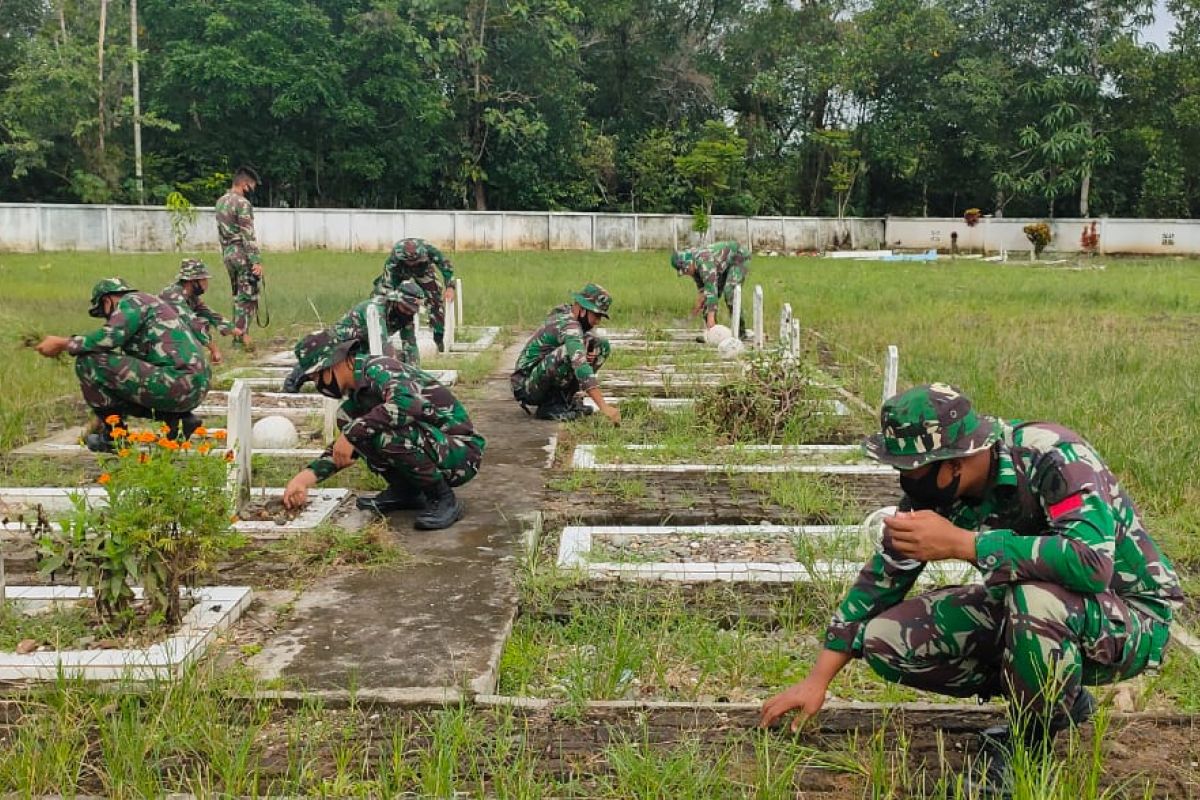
[1080,221,1100,255]
[38,423,240,629]
[1023,222,1052,256]
[165,191,197,252]
[963,208,982,227]
[697,349,838,444]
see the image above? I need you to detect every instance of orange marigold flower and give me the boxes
[158,438,180,450]
[198,443,213,455]
[180,441,192,450]
[193,426,208,437]
[98,473,111,484]
[210,429,228,441]
[159,423,171,434]
[110,427,127,439]
[117,448,131,458]
[141,432,158,444]
[230,515,240,523]
[104,414,121,425]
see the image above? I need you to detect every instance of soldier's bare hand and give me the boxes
[760,677,828,731]
[331,434,356,469]
[34,335,70,357]
[885,510,975,562]
[603,405,621,426]
[283,470,318,509]
[251,264,263,278]
[230,327,244,338]
[444,286,456,303]
[209,346,223,364]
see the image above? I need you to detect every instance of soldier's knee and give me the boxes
[1005,581,1073,627]
[860,615,909,675]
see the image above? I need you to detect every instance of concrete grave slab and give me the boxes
[570,443,891,475]
[557,524,973,584]
[221,367,458,390]
[0,586,251,681]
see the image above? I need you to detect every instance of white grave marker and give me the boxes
[730,284,742,340]
[444,291,457,351]
[779,303,793,352]
[226,379,253,500]
[883,345,899,405]
[791,319,801,359]
[365,302,386,356]
[753,285,764,349]
[322,395,341,442]
[454,277,463,324]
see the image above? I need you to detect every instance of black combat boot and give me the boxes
[434,332,445,353]
[535,390,581,421]
[414,480,464,530]
[356,478,429,514]
[158,412,204,441]
[84,410,123,453]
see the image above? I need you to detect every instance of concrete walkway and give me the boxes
[250,341,549,697]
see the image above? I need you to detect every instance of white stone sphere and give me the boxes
[717,337,744,360]
[252,415,299,449]
[705,324,733,345]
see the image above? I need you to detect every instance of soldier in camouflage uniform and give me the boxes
[34,278,210,452]
[760,383,1183,796]
[373,238,455,351]
[511,284,619,424]
[214,166,264,349]
[669,240,750,336]
[160,259,241,364]
[281,330,484,530]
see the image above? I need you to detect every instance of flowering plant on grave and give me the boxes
[1023,222,1052,256]
[38,422,242,629]
[963,208,982,227]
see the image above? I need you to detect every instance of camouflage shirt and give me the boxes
[214,191,261,264]
[513,304,598,391]
[159,282,235,346]
[308,353,478,480]
[378,239,454,289]
[681,248,725,314]
[332,297,413,348]
[66,291,208,374]
[826,420,1184,656]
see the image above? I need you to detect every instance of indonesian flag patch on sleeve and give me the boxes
[1048,492,1084,520]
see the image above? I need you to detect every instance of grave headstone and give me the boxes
[753,285,764,349]
[779,303,793,352]
[791,319,801,359]
[454,278,463,325]
[365,302,386,357]
[323,396,341,442]
[883,345,899,405]
[730,285,742,340]
[444,290,457,351]
[226,379,253,501]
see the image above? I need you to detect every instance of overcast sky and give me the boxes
[1144,0,1176,48]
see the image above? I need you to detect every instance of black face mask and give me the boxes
[577,309,594,332]
[899,461,961,509]
[315,371,341,399]
[190,281,205,297]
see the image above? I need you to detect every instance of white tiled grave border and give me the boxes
[0,585,251,681]
[583,396,850,415]
[220,367,458,389]
[558,524,975,584]
[570,444,891,475]
[0,487,348,538]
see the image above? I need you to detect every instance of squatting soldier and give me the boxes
[160,258,242,364]
[760,383,1182,795]
[374,238,455,352]
[670,240,750,335]
[511,284,619,424]
[215,166,264,349]
[281,330,484,530]
[34,278,210,452]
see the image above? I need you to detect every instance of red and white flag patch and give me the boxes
[1048,493,1084,520]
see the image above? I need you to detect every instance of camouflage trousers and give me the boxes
[858,582,1169,718]
[717,262,749,326]
[222,248,259,334]
[352,423,484,490]
[510,344,601,406]
[75,353,209,416]
[389,323,420,365]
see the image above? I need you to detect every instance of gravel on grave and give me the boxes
[590,532,804,563]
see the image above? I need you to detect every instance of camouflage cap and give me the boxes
[390,239,422,262]
[177,258,211,282]
[294,330,361,379]
[863,383,1001,469]
[88,277,136,318]
[571,283,612,318]
[381,279,424,315]
[669,250,692,274]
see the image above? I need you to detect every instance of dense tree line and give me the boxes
[1,0,1198,218]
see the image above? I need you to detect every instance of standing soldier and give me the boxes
[281,281,425,393]
[374,238,455,352]
[281,330,484,529]
[34,278,210,452]
[511,284,619,424]
[669,240,751,335]
[760,383,1183,795]
[215,166,264,350]
[160,258,242,364]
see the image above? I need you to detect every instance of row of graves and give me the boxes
[0,280,501,681]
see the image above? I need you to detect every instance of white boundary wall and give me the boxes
[885,216,1200,256]
[0,203,884,254]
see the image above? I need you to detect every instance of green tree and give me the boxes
[675,120,746,235]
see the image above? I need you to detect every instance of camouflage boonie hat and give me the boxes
[177,259,211,281]
[88,277,136,318]
[294,330,361,379]
[571,283,612,318]
[669,250,691,274]
[390,239,422,262]
[863,383,1001,469]
[381,280,424,314]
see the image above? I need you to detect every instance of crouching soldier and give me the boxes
[511,284,619,424]
[160,258,242,364]
[34,278,210,451]
[281,330,484,530]
[281,280,425,393]
[670,240,750,335]
[760,383,1182,795]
